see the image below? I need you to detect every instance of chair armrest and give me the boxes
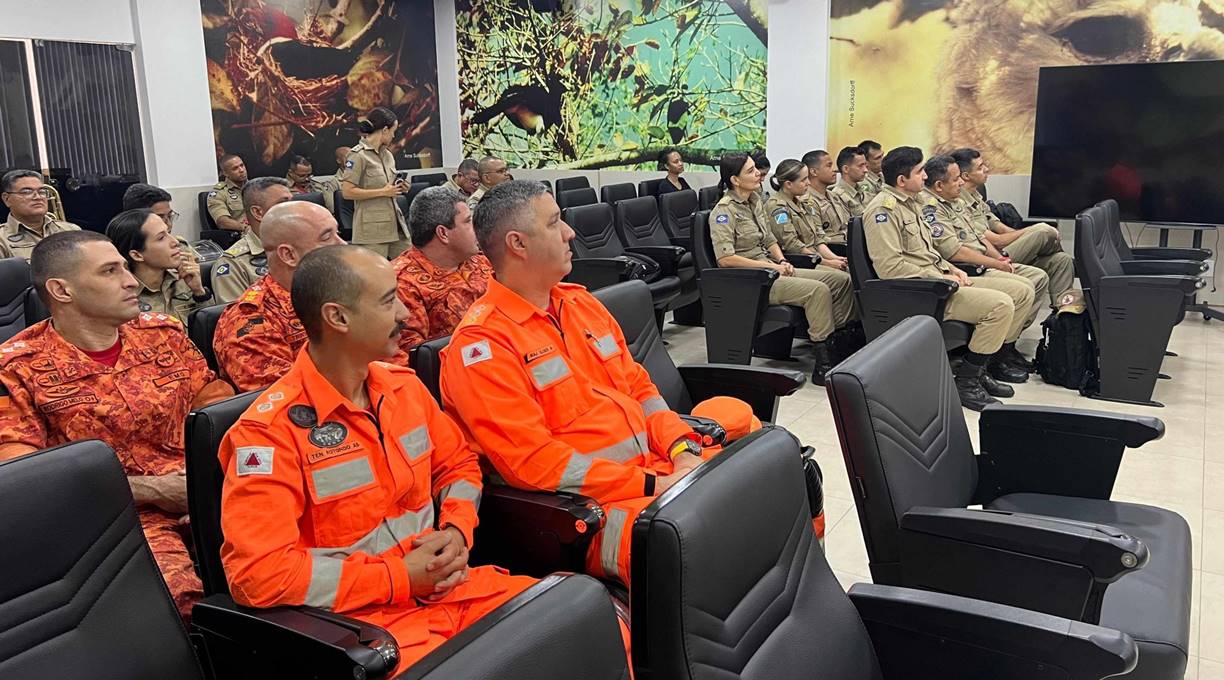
[849,584,1138,680]
[470,485,603,578]
[862,277,957,299]
[783,253,821,269]
[1119,259,1208,276]
[625,245,685,276]
[565,257,637,291]
[701,266,779,286]
[976,404,1162,502]
[1099,274,1203,295]
[1129,246,1211,261]
[677,414,726,446]
[668,236,691,249]
[192,594,400,679]
[899,507,1147,624]
[676,363,806,423]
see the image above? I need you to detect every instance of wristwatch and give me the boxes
[668,437,703,460]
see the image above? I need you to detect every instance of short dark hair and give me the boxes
[835,146,864,172]
[409,186,465,248]
[1,169,41,193]
[949,147,982,174]
[801,150,829,170]
[657,148,681,171]
[289,155,312,169]
[858,139,883,155]
[31,231,111,307]
[456,158,479,175]
[121,183,172,210]
[750,149,770,171]
[106,208,157,267]
[292,245,368,342]
[923,155,958,187]
[473,180,549,264]
[882,146,925,187]
[359,107,397,135]
[219,154,242,169]
[242,176,292,214]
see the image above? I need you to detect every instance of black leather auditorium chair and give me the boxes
[188,302,231,373]
[557,187,598,210]
[554,176,590,193]
[600,182,636,206]
[0,256,48,342]
[612,196,701,325]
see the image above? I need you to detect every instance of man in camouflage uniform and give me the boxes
[207,154,248,232]
[212,177,293,303]
[0,170,80,260]
[0,231,234,620]
[863,147,1025,411]
[830,146,870,217]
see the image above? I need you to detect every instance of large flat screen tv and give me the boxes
[1028,59,1224,225]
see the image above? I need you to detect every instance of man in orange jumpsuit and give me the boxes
[218,245,551,666]
[0,231,234,619]
[214,201,347,391]
[393,186,492,351]
[440,181,713,586]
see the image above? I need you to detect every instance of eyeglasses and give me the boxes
[2,187,51,199]
[156,210,180,225]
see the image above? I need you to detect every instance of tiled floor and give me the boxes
[662,311,1224,678]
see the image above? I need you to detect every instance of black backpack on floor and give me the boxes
[1034,310,1100,394]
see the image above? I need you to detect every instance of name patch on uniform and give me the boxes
[774,212,790,225]
[236,446,274,476]
[40,394,100,413]
[462,340,492,366]
[524,345,556,363]
[308,440,362,464]
[154,369,191,387]
[874,213,888,223]
[715,214,730,224]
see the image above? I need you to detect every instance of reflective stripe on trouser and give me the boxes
[585,496,656,586]
[942,286,1014,354]
[557,432,649,494]
[1005,226,1074,304]
[141,508,203,622]
[974,271,1035,342]
[305,503,436,608]
[768,270,836,341]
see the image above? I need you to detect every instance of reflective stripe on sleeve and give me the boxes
[304,556,344,609]
[639,396,668,417]
[436,479,482,511]
[555,432,648,493]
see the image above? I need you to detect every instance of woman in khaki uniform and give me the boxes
[708,153,858,384]
[765,159,851,271]
[107,209,213,325]
[338,107,411,257]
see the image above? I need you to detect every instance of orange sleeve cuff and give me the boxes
[385,554,411,605]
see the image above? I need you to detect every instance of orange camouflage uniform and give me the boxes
[392,250,492,351]
[0,313,230,619]
[215,276,411,391]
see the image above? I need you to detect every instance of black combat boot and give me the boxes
[980,371,1015,398]
[999,342,1032,371]
[987,352,1030,383]
[955,354,1000,411]
[811,341,834,386]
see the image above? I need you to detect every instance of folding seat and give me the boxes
[600,182,636,206]
[612,196,700,324]
[691,209,807,364]
[826,315,1193,680]
[629,425,1138,680]
[638,178,662,198]
[557,187,598,210]
[183,396,630,679]
[187,302,231,373]
[197,191,242,249]
[846,216,970,351]
[395,182,430,215]
[658,189,698,243]
[0,256,36,342]
[554,176,590,193]
[696,184,721,211]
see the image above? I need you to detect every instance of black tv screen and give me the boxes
[1029,60,1224,224]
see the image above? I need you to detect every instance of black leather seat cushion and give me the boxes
[942,321,972,349]
[987,493,1191,679]
[646,276,681,307]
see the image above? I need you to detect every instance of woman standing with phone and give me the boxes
[339,107,410,257]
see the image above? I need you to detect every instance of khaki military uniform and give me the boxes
[863,186,1014,355]
[206,179,245,228]
[961,188,1073,305]
[337,141,410,257]
[807,187,853,246]
[709,192,852,342]
[211,229,266,303]
[920,190,1039,342]
[829,177,866,217]
[467,184,488,207]
[288,175,338,213]
[859,171,884,201]
[443,179,470,197]
[0,214,80,260]
[137,270,214,325]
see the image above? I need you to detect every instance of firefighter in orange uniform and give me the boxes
[394,186,492,351]
[0,231,235,619]
[214,201,348,391]
[218,245,555,666]
[440,180,735,586]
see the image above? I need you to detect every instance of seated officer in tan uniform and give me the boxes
[951,147,1074,306]
[444,159,481,197]
[0,170,80,260]
[765,159,850,272]
[467,156,510,207]
[857,140,885,199]
[107,209,213,324]
[212,177,293,303]
[710,153,856,385]
[920,155,1043,391]
[864,147,1024,411]
[802,150,853,252]
[830,147,870,217]
[208,155,248,232]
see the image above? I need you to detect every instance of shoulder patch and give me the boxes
[344,159,354,169]
[461,340,492,367]
[236,446,274,476]
[207,191,217,198]
[773,211,790,224]
[931,224,944,238]
[215,263,230,277]
[714,213,730,224]
[874,213,888,223]
[135,312,183,329]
